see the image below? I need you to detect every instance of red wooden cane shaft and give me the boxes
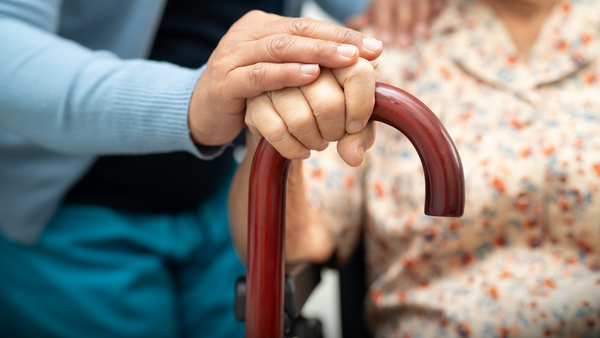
[246,82,465,338]
[246,140,291,338]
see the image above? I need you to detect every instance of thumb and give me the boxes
[336,121,376,167]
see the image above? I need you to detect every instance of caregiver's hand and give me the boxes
[245,57,377,167]
[189,10,383,147]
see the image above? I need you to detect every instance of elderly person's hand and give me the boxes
[245,57,377,166]
[346,0,445,47]
[229,57,377,263]
[189,10,383,148]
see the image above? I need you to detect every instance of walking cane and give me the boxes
[246,82,466,338]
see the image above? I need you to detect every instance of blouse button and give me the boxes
[512,265,528,280]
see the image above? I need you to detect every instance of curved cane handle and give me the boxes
[246,82,465,338]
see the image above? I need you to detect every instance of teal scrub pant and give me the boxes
[0,171,245,338]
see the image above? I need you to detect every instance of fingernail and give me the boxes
[380,31,392,44]
[299,152,311,160]
[370,58,380,68]
[357,146,365,162]
[317,143,329,152]
[337,45,357,59]
[398,34,411,47]
[363,38,382,52]
[301,64,319,75]
[347,121,363,134]
[415,23,428,38]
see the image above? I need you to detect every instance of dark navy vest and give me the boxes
[64,0,283,212]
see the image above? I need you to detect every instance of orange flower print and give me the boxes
[544,147,556,156]
[370,292,383,306]
[490,177,505,194]
[519,148,532,158]
[544,278,557,289]
[515,192,530,211]
[439,66,452,79]
[576,239,593,254]
[582,32,593,45]
[583,72,597,85]
[494,235,507,247]
[506,54,518,66]
[344,176,354,188]
[593,163,600,177]
[509,118,524,130]
[457,323,471,337]
[488,286,499,300]
[556,40,568,52]
[448,220,461,232]
[311,169,323,179]
[374,182,385,198]
[461,252,474,266]
[561,1,571,14]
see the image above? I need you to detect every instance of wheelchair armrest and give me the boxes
[235,262,322,322]
[284,262,322,318]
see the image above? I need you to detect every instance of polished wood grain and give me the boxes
[373,82,465,217]
[246,82,465,338]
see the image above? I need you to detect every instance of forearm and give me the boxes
[285,160,336,263]
[228,132,335,265]
[0,15,205,155]
[228,133,255,264]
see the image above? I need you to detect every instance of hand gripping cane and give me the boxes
[246,83,466,338]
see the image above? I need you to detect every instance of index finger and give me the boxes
[414,0,431,38]
[331,58,377,135]
[256,14,383,60]
[372,0,395,44]
[395,0,413,46]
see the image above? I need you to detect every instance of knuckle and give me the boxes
[334,27,357,45]
[286,116,313,136]
[322,128,345,141]
[247,9,263,16]
[348,59,377,80]
[267,34,293,59]
[248,63,267,89]
[244,112,253,126]
[243,10,265,21]
[290,17,316,36]
[303,40,328,63]
[223,44,239,60]
[264,120,289,144]
[361,59,378,76]
[312,96,344,121]
[245,95,267,125]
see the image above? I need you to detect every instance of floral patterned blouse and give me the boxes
[303,0,600,337]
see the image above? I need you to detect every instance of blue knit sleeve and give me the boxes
[0,0,223,159]
[314,0,370,23]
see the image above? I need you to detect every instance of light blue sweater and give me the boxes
[0,0,368,244]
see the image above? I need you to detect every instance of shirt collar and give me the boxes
[431,0,600,91]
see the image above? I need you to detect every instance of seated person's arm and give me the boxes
[229,59,376,264]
